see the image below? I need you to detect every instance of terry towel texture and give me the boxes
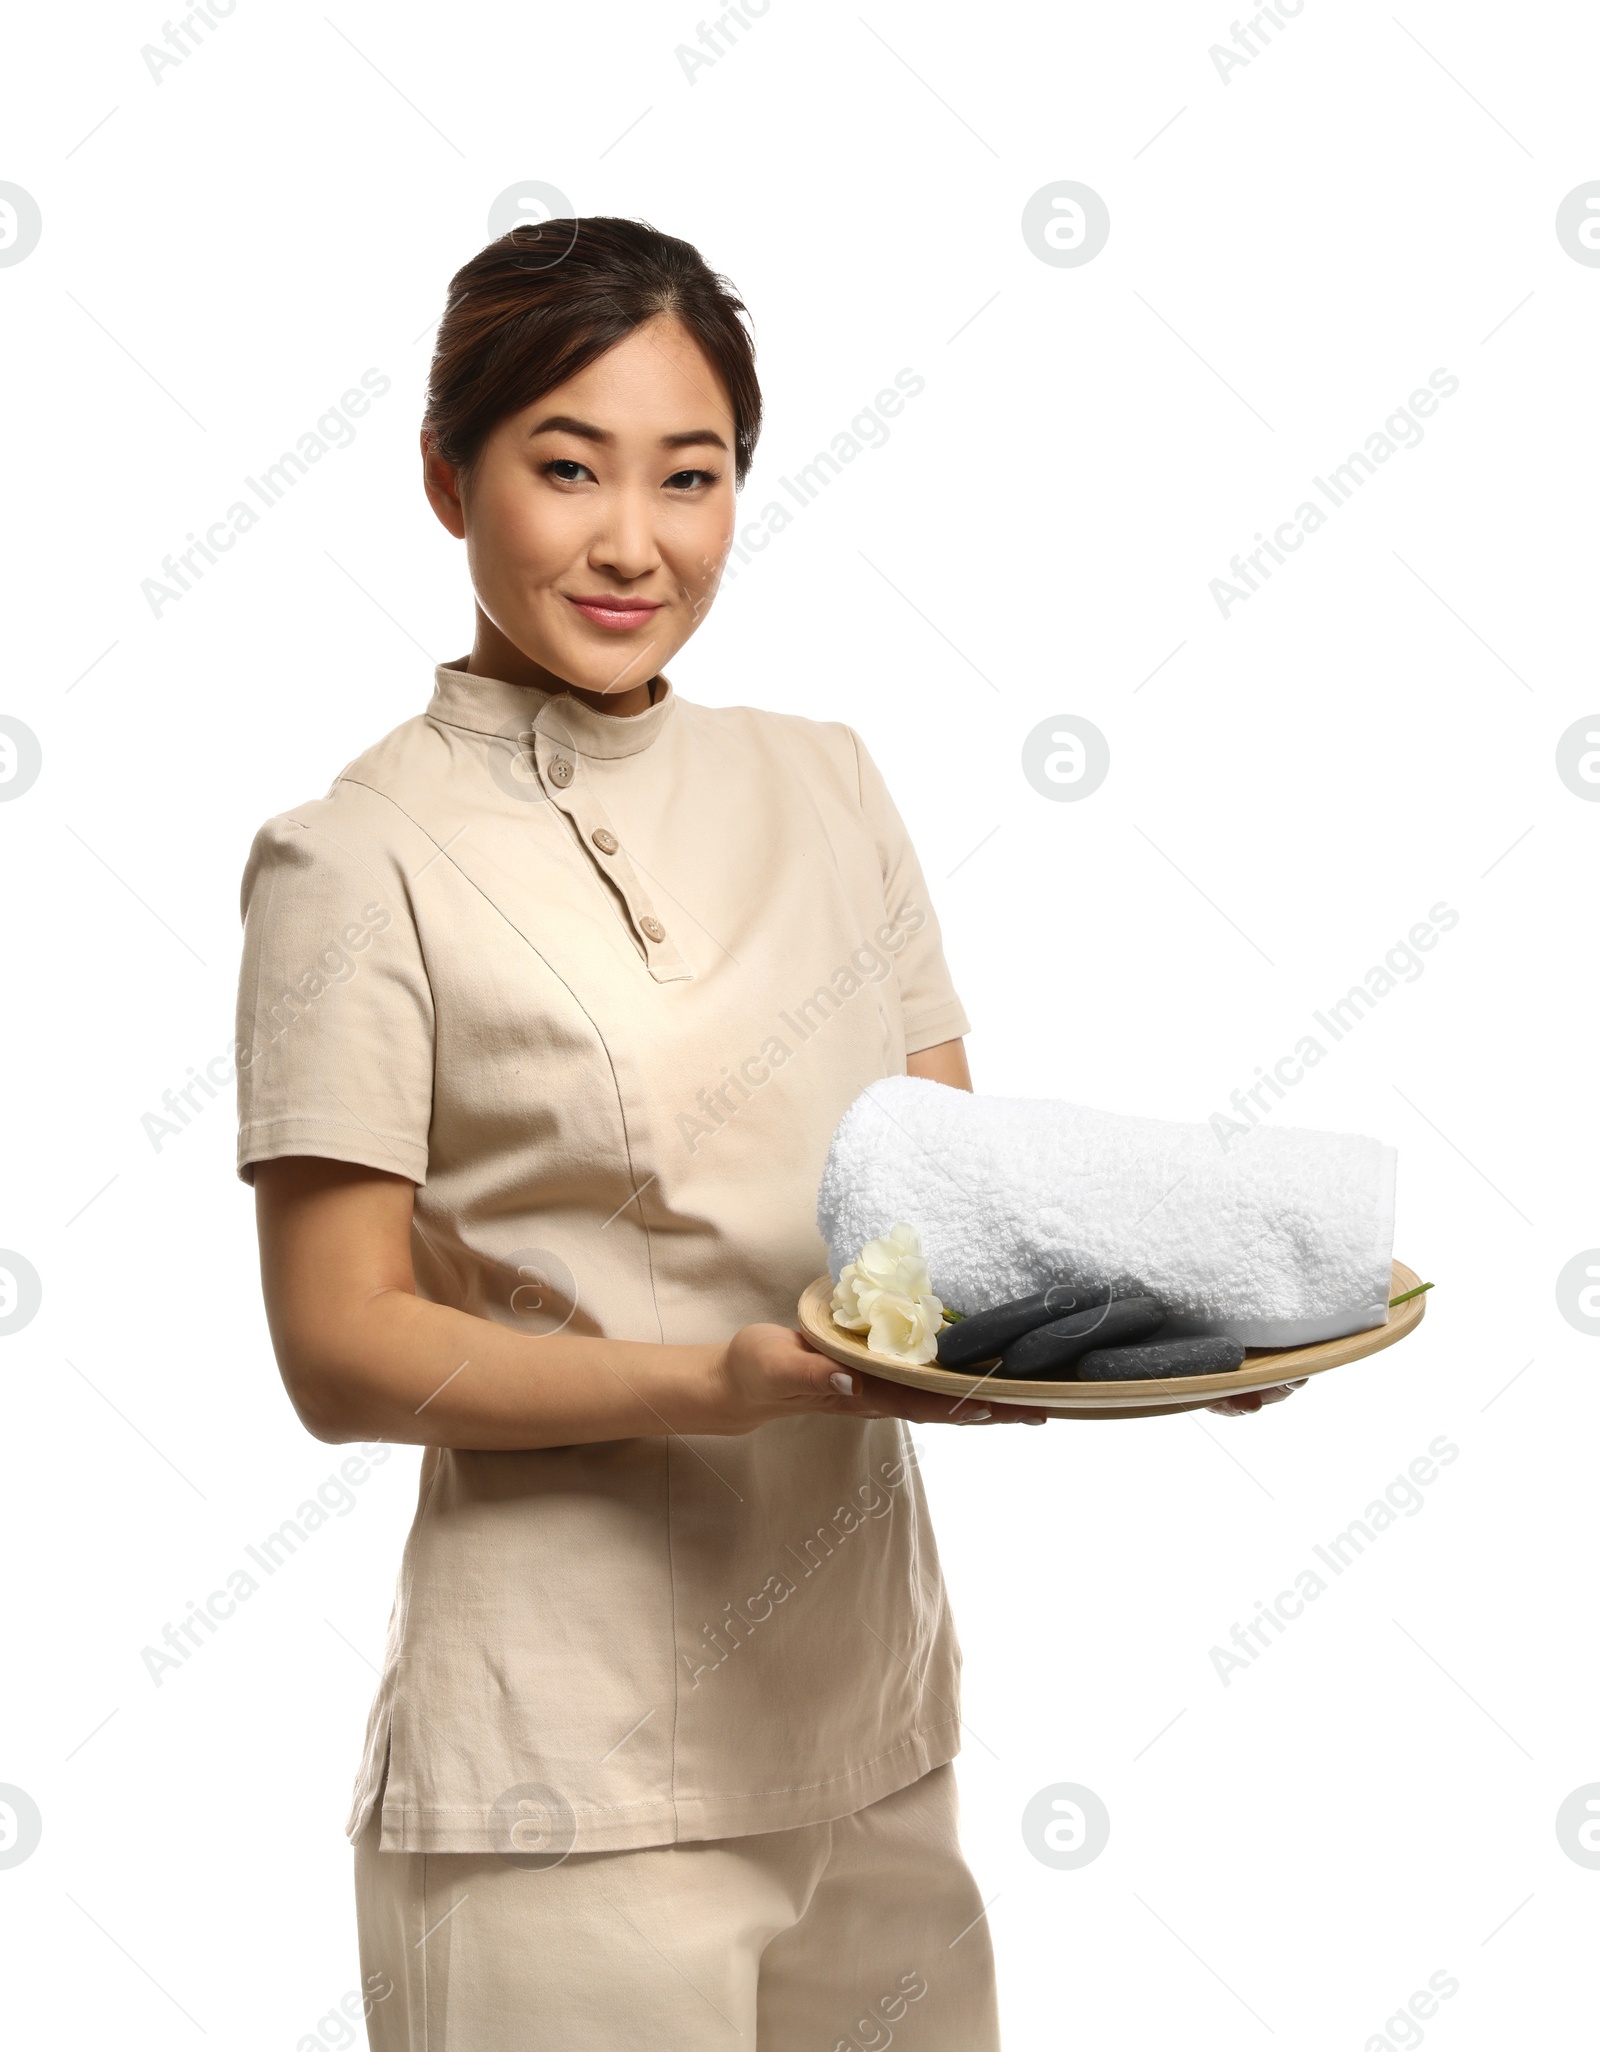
[817,1078,1397,1348]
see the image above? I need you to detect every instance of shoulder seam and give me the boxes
[844,723,865,812]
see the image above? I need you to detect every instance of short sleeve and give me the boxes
[847,729,973,1055]
[235,809,435,1186]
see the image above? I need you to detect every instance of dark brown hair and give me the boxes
[423,217,762,485]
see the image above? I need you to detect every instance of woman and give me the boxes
[239,217,1283,2049]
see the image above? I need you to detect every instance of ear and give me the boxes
[421,428,467,540]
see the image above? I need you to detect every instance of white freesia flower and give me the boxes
[831,1222,946,1365]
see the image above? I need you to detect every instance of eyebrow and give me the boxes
[527,414,729,453]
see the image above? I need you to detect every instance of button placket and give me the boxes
[533,733,692,980]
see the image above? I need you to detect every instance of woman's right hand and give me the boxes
[253,1158,1045,1451]
[703,1323,1047,1434]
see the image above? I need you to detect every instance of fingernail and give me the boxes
[963,1406,992,1422]
[829,1371,855,1396]
[1025,1414,1047,1425]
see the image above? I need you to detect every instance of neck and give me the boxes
[466,611,657,719]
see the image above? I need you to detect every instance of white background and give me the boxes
[3,0,1597,2045]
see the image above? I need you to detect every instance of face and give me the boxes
[423,315,737,710]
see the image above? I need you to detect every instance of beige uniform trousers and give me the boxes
[354,1762,1000,2050]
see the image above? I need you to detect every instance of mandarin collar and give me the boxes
[425,657,677,760]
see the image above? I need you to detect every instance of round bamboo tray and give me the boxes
[796,1262,1427,1418]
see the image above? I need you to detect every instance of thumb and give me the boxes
[789,1334,858,1401]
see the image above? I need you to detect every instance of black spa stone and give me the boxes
[1075,1335,1248,1382]
[935,1279,1120,1370]
[998,1295,1167,1379]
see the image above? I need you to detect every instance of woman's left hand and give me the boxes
[1207,1378,1308,1416]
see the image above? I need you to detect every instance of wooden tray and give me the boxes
[796,1262,1427,1418]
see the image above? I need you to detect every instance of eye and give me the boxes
[541,458,595,484]
[665,467,719,491]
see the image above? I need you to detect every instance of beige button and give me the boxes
[639,915,666,944]
[548,758,574,787]
[591,827,619,855]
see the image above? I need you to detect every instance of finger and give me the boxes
[816,1366,972,1420]
[1252,1379,1308,1406]
[823,1368,1044,1426]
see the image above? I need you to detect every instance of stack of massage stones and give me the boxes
[934,1280,1246,1382]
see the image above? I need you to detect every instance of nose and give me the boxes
[588,484,661,584]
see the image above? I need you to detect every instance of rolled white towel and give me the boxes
[816,1078,1396,1348]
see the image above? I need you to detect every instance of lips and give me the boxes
[566,596,663,631]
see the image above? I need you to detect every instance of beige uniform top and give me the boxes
[235,659,972,1855]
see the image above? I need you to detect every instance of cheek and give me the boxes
[667,496,736,587]
[467,473,580,593]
